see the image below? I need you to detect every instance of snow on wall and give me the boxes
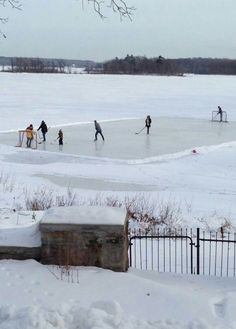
[40,206,127,225]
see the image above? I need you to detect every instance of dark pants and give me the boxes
[146,126,150,134]
[95,131,104,141]
[42,132,46,141]
[26,138,33,148]
[59,138,63,145]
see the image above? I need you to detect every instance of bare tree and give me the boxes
[0,0,22,37]
[85,0,135,20]
[0,0,134,37]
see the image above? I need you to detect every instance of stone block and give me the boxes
[39,206,128,272]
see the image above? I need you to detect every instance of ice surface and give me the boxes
[1,117,236,160]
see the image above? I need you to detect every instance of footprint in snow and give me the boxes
[7,282,14,287]
[43,291,54,296]
[30,280,40,285]
[212,297,227,319]
[14,274,23,279]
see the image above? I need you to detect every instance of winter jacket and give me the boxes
[26,126,33,139]
[37,121,48,133]
[58,130,63,139]
[145,116,152,127]
[95,121,102,132]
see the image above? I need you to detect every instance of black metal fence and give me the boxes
[129,228,236,277]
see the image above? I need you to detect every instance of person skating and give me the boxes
[145,115,152,134]
[37,120,48,141]
[94,120,105,141]
[57,129,63,145]
[26,124,34,148]
[217,106,223,122]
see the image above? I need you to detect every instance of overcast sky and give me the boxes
[0,0,236,61]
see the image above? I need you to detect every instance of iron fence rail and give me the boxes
[129,228,236,277]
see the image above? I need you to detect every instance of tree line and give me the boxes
[102,55,236,75]
[9,57,66,73]
[1,55,236,75]
[0,56,95,73]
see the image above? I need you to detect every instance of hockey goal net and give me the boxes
[16,130,38,149]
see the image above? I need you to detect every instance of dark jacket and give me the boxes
[145,116,152,127]
[37,121,48,134]
[94,121,102,132]
[58,130,63,139]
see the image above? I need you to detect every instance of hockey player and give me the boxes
[217,106,223,122]
[145,115,152,134]
[57,129,63,145]
[26,124,34,148]
[37,120,48,141]
[94,120,105,141]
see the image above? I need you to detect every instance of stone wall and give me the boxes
[0,206,129,272]
[40,206,129,272]
[0,246,41,261]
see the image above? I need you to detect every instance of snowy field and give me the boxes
[1,73,236,328]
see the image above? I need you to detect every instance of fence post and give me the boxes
[196,228,200,275]
[129,239,132,267]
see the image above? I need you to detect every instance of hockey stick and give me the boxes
[135,126,146,135]
[37,130,44,140]
[50,138,59,145]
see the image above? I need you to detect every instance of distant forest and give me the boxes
[0,56,95,73]
[102,55,236,75]
[1,55,236,75]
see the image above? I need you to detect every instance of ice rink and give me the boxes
[1,117,236,160]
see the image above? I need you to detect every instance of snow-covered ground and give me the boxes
[1,260,236,329]
[1,73,236,328]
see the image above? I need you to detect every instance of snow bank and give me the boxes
[127,140,236,164]
[0,222,41,247]
[0,301,208,329]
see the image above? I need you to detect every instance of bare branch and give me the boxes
[0,0,22,10]
[0,30,6,37]
[88,0,106,19]
[0,0,22,38]
[0,17,8,23]
[0,0,134,38]
[108,0,135,21]
[84,0,135,20]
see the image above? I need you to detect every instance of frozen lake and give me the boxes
[1,73,236,132]
[1,117,236,160]
[0,73,235,224]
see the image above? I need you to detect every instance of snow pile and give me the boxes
[0,302,152,329]
[0,222,41,247]
[0,300,214,329]
[0,210,43,247]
